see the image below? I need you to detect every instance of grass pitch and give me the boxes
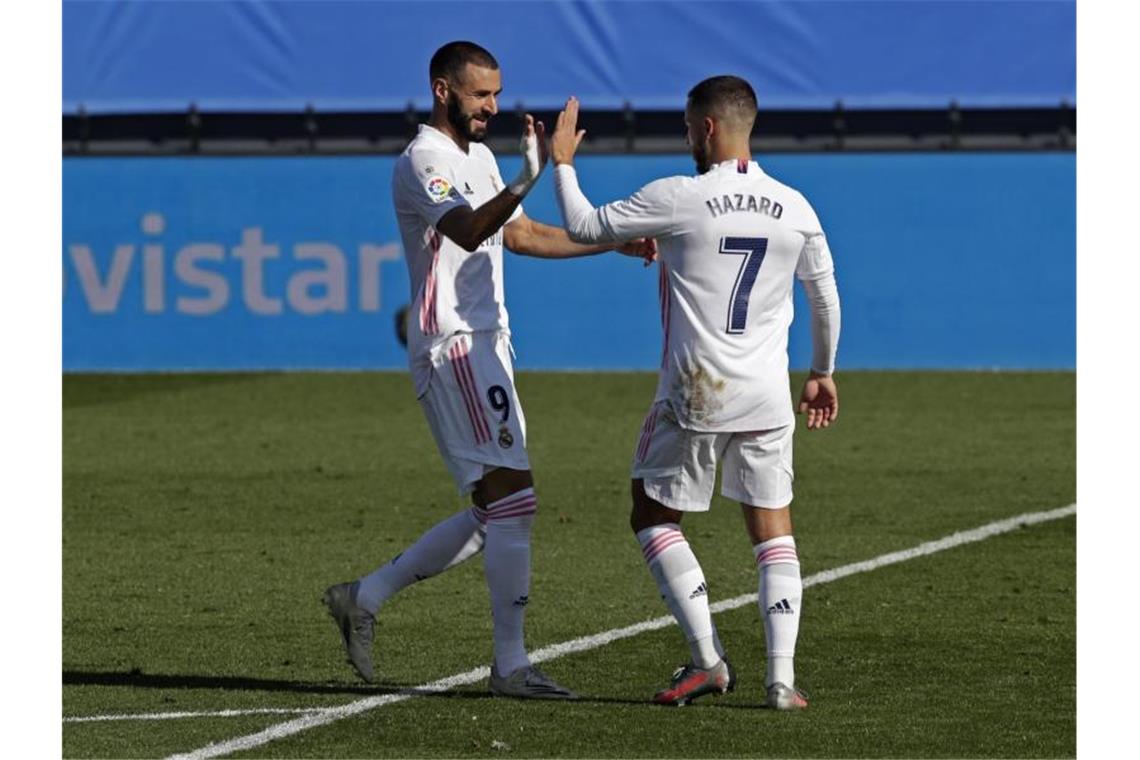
[63,371,1075,758]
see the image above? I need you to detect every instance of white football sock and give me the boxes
[754,535,802,688]
[482,488,538,675]
[711,623,727,659]
[637,524,719,669]
[356,507,485,615]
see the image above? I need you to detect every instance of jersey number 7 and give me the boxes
[719,236,769,334]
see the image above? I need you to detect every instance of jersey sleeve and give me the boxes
[595,177,679,240]
[394,147,472,228]
[792,195,834,281]
[795,232,835,281]
[791,194,840,373]
[555,165,677,243]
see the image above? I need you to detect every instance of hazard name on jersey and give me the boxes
[705,193,784,220]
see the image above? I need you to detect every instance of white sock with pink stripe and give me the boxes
[355,509,486,615]
[483,487,538,675]
[636,523,720,669]
[754,535,802,688]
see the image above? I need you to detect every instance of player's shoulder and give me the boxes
[394,131,460,192]
[638,174,695,202]
[403,128,464,167]
[757,170,807,203]
[758,171,822,231]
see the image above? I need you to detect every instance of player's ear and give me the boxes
[703,115,716,141]
[431,77,450,106]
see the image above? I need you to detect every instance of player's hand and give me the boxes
[797,372,838,430]
[616,237,658,266]
[551,96,587,166]
[507,114,546,197]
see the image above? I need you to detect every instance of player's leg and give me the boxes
[631,484,720,667]
[471,466,572,699]
[323,378,489,683]
[471,465,536,679]
[326,503,485,682]
[741,505,804,698]
[354,509,486,614]
[723,425,808,710]
[630,404,732,704]
[455,332,573,698]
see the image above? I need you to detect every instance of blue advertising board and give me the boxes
[63,153,1075,371]
[63,0,1075,112]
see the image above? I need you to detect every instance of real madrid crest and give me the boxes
[498,425,514,449]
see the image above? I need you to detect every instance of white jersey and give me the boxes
[392,124,522,395]
[562,158,835,432]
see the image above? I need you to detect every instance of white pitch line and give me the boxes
[154,503,1074,760]
[65,708,329,724]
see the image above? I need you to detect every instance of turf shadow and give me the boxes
[571,693,769,711]
[62,669,436,697]
[62,670,769,709]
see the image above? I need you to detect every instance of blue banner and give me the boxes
[63,0,1075,113]
[63,153,1075,371]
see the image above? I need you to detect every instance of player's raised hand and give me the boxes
[616,237,659,266]
[551,96,587,165]
[508,114,546,197]
[797,372,839,430]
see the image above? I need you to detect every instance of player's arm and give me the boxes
[435,115,547,252]
[795,233,842,430]
[550,97,675,245]
[503,212,656,262]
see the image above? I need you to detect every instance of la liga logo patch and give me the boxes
[425,176,454,203]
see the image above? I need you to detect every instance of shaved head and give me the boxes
[429,40,499,85]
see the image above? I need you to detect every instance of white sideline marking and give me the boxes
[145,503,1072,759]
[64,708,328,723]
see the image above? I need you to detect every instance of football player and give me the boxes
[324,41,653,699]
[550,77,841,709]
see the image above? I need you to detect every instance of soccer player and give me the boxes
[323,41,653,699]
[550,78,841,710]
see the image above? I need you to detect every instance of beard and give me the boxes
[447,92,490,142]
[692,142,711,174]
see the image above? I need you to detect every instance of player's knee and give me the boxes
[630,479,679,533]
[629,479,647,532]
[474,467,535,506]
[742,503,793,543]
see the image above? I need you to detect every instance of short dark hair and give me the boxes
[687,75,758,130]
[430,41,499,83]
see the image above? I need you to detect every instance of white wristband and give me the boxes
[508,130,543,197]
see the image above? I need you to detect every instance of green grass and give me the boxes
[62,371,1075,758]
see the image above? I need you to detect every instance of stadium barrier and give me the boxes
[63,153,1074,371]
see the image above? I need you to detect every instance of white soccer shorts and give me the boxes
[631,401,794,511]
[419,331,530,494]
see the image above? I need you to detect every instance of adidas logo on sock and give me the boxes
[513,595,530,607]
[767,598,794,615]
[689,582,709,600]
